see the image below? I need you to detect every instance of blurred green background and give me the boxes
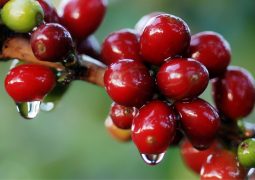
[0,0,254,179]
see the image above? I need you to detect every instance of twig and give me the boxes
[0,36,106,87]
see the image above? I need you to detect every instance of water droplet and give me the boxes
[40,102,55,112]
[16,101,41,119]
[140,152,165,165]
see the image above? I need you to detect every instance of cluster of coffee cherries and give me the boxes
[1,0,255,179]
[0,0,106,118]
[102,12,255,179]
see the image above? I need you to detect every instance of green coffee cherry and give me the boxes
[238,138,255,167]
[1,0,44,33]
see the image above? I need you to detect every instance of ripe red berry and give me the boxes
[31,23,74,62]
[132,100,176,154]
[110,102,138,129]
[5,64,56,102]
[200,150,246,180]
[180,139,218,174]
[190,31,231,78]
[135,12,165,35]
[101,29,141,65]
[0,0,8,8]
[157,58,209,101]
[77,35,100,59]
[212,66,255,120]
[175,98,220,150]
[140,14,190,65]
[59,0,107,39]
[104,59,154,107]
[37,0,60,23]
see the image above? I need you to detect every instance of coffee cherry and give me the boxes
[110,102,138,129]
[175,98,220,150]
[135,12,165,35]
[140,14,190,65]
[31,23,74,62]
[104,59,154,107]
[105,116,131,142]
[200,150,246,180]
[190,31,231,78]
[0,0,8,8]
[238,138,255,168]
[180,139,218,174]
[5,64,56,102]
[77,35,100,59]
[37,0,60,23]
[132,100,176,154]
[59,0,107,39]
[157,58,209,101]
[101,29,141,65]
[1,0,44,33]
[212,66,255,119]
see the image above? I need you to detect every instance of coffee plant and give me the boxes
[0,0,254,179]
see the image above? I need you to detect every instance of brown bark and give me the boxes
[0,36,106,87]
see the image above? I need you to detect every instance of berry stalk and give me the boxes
[0,35,106,87]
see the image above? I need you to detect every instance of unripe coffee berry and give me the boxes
[238,138,255,168]
[1,0,44,32]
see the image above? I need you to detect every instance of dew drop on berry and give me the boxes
[40,102,55,112]
[16,101,41,119]
[140,152,165,166]
[247,168,255,179]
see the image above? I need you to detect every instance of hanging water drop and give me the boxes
[140,152,165,165]
[40,102,55,112]
[16,101,41,119]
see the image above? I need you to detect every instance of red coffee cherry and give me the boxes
[132,100,176,154]
[110,102,138,129]
[190,31,231,78]
[140,14,191,65]
[175,98,220,150]
[101,29,141,65]
[180,139,218,174]
[212,66,255,119]
[0,0,8,8]
[5,64,56,102]
[157,58,209,101]
[135,12,165,35]
[200,150,246,180]
[59,0,107,39]
[77,35,100,59]
[31,23,74,62]
[104,59,154,107]
[37,0,60,23]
